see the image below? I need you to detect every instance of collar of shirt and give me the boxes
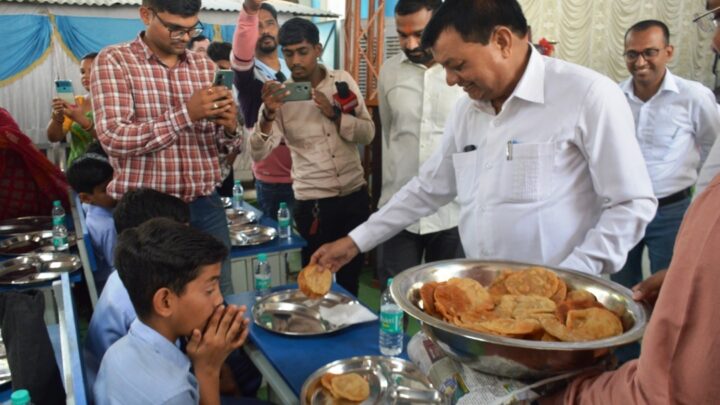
[128,318,189,372]
[472,45,546,114]
[255,57,290,81]
[620,68,680,103]
[397,51,441,72]
[132,32,191,67]
[86,204,114,219]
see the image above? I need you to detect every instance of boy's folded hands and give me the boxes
[186,304,250,375]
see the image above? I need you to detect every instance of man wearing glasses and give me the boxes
[613,20,720,292]
[541,5,720,403]
[91,0,241,296]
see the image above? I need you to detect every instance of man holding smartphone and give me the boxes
[251,18,374,296]
[90,0,241,296]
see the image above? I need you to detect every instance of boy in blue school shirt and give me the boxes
[94,218,250,405]
[84,188,190,387]
[66,144,116,291]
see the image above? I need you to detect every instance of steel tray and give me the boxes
[225,208,258,226]
[230,225,277,246]
[0,216,53,236]
[253,289,360,336]
[301,356,446,404]
[0,231,77,255]
[0,253,81,285]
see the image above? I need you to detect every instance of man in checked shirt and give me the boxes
[91,0,242,296]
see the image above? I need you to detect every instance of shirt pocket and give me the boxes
[501,142,555,203]
[452,150,478,205]
[649,126,680,161]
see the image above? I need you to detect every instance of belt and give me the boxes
[658,187,692,207]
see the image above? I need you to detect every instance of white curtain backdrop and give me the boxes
[520,0,716,87]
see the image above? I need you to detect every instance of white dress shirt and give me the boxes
[349,46,657,276]
[378,53,464,235]
[620,69,719,198]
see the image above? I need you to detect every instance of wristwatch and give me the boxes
[224,126,242,139]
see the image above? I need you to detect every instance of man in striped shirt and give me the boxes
[91,0,241,295]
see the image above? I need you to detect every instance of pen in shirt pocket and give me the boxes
[506,139,519,161]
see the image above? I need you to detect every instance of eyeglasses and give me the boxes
[693,6,720,33]
[149,9,204,40]
[623,48,661,62]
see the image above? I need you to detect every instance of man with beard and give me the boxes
[375,0,465,289]
[91,0,242,296]
[232,0,294,220]
[311,0,656,280]
[252,18,374,295]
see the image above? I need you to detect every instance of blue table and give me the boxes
[226,284,409,404]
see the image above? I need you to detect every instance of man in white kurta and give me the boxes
[311,0,657,277]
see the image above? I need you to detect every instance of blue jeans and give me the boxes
[189,192,233,295]
[612,196,690,289]
[255,180,294,221]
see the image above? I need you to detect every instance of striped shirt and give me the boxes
[91,33,241,202]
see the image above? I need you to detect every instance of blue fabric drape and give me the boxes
[201,24,215,41]
[221,25,235,43]
[55,16,145,60]
[0,15,52,81]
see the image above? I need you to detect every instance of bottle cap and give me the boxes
[279,202,287,209]
[11,389,30,405]
[234,180,241,185]
[258,253,267,262]
[53,200,61,206]
[387,277,393,287]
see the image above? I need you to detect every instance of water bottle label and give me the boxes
[278,218,290,227]
[380,311,403,334]
[53,236,68,248]
[52,216,65,226]
[255,277,270,291]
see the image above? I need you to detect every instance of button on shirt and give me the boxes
[378,52,463,234]
[94,318,197,405]
[250,66,375,200]
[620,69,719,197]
[350,46,657,276]
[91,34,242,202]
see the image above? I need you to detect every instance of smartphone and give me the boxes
[275,82,312,102]
[213,69,234,90]
[55,80,76,105]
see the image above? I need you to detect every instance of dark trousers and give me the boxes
[216,172,235,198]
[255,180,294,221]
[294,188,369,296]
[377,227,465,289]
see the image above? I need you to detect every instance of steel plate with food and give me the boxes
[0,216,52,236]
[301,356,446,404]
[391,260,649,379]
[0,253,81,285]
[0,231,77,255]
[229,224,277,246]
[253,289,362,336]
[225,208,258,226]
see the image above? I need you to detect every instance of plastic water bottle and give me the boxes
[51,200,69,252]
[232,180,244,210]
[254,253,271,298]
[277,202,291,239]
[11,389,33,405]
[379,278,404,356]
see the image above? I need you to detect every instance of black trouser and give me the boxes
[377,227,465,289]
[294,188,369,296]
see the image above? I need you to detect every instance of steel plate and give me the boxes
[0,231,77,255]
[0,216,53,236]
[230,225,277,246]
[0,253,81,285]
[301,356,446,405]
[225,208,258,226]
[253,289,360,336]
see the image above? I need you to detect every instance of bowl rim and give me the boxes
[391,259,649,351]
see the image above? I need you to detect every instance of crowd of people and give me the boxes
[2,0,720,403]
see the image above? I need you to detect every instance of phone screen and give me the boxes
[279,82,312,102]
[55,80,76,105]
[214,69,234,90]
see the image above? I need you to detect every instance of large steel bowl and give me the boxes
[391,259,649,379]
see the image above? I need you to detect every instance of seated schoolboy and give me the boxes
[94,218,249,404]
[65,143,116,290]
[84,188,190,386]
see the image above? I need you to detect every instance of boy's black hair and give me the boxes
[115,218,228,319]
[279,17,320,46]
[141,0,201,17]
[66,150,113,194]
[113,188,190,234]
[395,0,442,16]
[81,52,98,61]
[187,34,208,50]
[207,41,232,63]
[625,20,670,45]
[421,0,528,48]
[260,2,278,21]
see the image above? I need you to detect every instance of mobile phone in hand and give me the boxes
[55,80,76,105]
[274,82,312,102]
[214,69,234,90]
